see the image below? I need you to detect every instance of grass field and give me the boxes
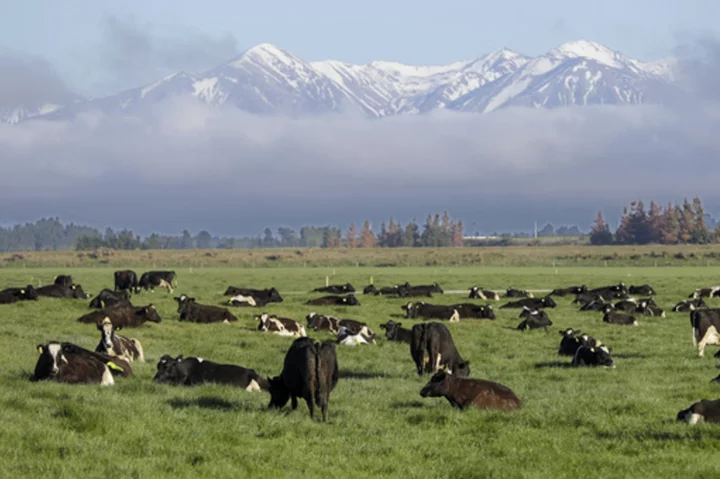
[1,265,720,478]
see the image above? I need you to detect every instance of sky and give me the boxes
[1,1,720,237]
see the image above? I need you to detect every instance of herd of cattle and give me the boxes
[2,271,719,424]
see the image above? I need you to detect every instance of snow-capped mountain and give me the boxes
[9,40,677,123]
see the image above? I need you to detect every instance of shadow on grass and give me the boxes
[339,370,394,380]
[534,361,573,369]
[390,400,425,410]
[168,396,257,412]
[612,353,648,359]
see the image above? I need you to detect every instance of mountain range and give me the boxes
[2,40,678,123]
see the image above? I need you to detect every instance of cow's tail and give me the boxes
[132,338,145,363]
[314,343,324,420]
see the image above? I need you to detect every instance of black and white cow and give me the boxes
[305,313,370,336]
[451,303,495,319]
[305,295,360,306]
[313,283,355,294]
[402,302,460,322]
[337,325,376,346]
[603,310,638,326]
[88,289,132,309]
[558,329,603,356]
[468,286,500,301]
[628,284,656,296]
[505,287,534,298]
[635,300,665,318]
[516,309,552,331]
[614,298,640,312]
[226,293,265,307]
[31,342,129,385]
[673,298,707,313]
[676,399,720,424]
[689,287,720,299]
[114,270,139,293]
[587,283,629,299]
[500,296,557,310]
[690,309,720,357]
[153,354,268,391]
[256,313,307,337]
[410,322,469,377]
[379,320,413,344]
[175,295,238,324]
[36,283,90,299]
[572,345,615,368]
[138,271,177,294]
[223,287,283,304]
[371,284,410,296]
[580,297,613,312]
[95,317,144,362]
[551,285,588,296]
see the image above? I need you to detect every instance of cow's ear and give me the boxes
[590,347,596,352]
[36,344,44,353]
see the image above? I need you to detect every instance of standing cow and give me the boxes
[410,323,469,377]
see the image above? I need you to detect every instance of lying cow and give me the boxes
[379,320,412,344]
[398,283,443,298]
[31,341,129,385]
[690,309,720,357]
[54,275,74,287]
[257,313,306,337]
[676,399,720,424]
[37,283,89,299]
[363,285,377,294]
[558,329,602,356]
[673,298,707,313]
[77,304,162,327]
[580,297,613,312]
[227,293,264,307]
[689,287,720,299]
[588,283,628,299]
[89,289,131,309]
[337,326,375,346]
[138,271,177,294]
[305,313,369,335]
[313,283,355,294]
[370,283,410,296]
[223,286,283,304]
[517,310,552,331]
[505,287,534,298]
[0,285,38,304]
[403,302,460,322]
[420,371,521,411]
[95,318,144,362]
[410,322,469,377]
[551,285,588,296]
[176,295,238,323]
[468,286,500,301]
[305,295,360,306]
[500,296,556,310]
[153,354,268,391]
[603,310,638,326]
[628,284,656,296]
[268,337,339,422]
[451,303,495,320]
[635,300,665,318]
[572,345,615,368]
[114,270,139,293]
[614,298,640,312]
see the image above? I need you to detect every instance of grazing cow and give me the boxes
[603,310,638,326]
[95,318,144,362]
[175,295,238,324]
[690,309,720,357]
[403,302,460,322]
[0,285,38,304]
[153,354,269,391]
[673,299,707,313]
[305,295,360,306]
[77,304,162,327]
[551,285,588,296]
[223,287,283,304]
[268,337,339,422]
[505,287,534,298]
[379,320,412,344]
[138,271,177,294]
[410,322,469,377]
[31,342,128,385]
[114,270,139,293]
[397,283,444,298]
[629,284,656,296]
[572,345,615,368]
[689,287,720,299]
[227,293,263,307]
[305,313,369,335]
[257,313,306,337]
[337,325,376,346]
[420,371,521,411]
[313,283,355,294]
[468,286,500,301]
[676,399,720,424]
[517,310,552,331]
[451,303,496,320]
[36,283,90,299]
[500,296,556,310]
[54,275,74,287]
[88,289,131,309]
[635,300,665,318]
[363,285,377,294]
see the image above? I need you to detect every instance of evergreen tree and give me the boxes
[346,222,357,248]
[589,211,613,245]
[403,220,420,247]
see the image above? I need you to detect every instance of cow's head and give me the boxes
[420,371,450,398]
[70,284,90,299]
[32,342,66,381]
[174,295,191,314]
[542,296,557,308]
[380,320,399,339]
[483,305,496,320]
[153,354,181,384]
[343,295,360,306]
[577,285,588,294]
[402,302,417,318]
[268,376,290,409]
[363,285,377,294]
[97,317,116,350]
[433,283,444,293]
[560,328,576,338]
[594,346,615,368]
[137,304,162,323]
[268,288,283,302]
[22,285,39,301]
[256,313,271,331]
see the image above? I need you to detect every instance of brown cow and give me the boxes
[420,371,521,411]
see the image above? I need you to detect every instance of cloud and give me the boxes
[0,52,77,107]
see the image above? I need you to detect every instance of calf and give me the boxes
[305,295,360,306]
[114,270,139,293]
[175,295,238,323]
[690,309,720,357]
[36,283,90,299]
[95,318,144,362]
[500,296,556,310]
[410,322,469,377]
[673,299,707,313]
[397,283,443,298]
[138,271,177,294]
[89,289,131,309]
[54,275,74,287]
[223,286,283,304]
[313,283,355,294]
[337,326,375,346]
[628,284,656,296]
[0,285,39,302]
[31,342,127,385]
[153,354,268,391]
[689,287,720,299]
[257,313,307,337]
[603,310,638,326]
[403,302,460,322]
[379,320,412,344]
[676,399,720,424]
[420,371,521,411]
[572,345,615,367]
[452,303,495,320]
[551,285,588,296]
[505,287,534,298]
[468,286,500,301]
[517,310,552,331]
[268,337,339,422]
[77,304,162,327]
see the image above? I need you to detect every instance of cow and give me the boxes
[397,283,444,298]
[587,283,628,299]
[500,296,556,310]
[402,302,460,322]
[54,275,74,287]
[410,322,469,377]
[363,285,377,294]
[372,283,410,296]
[88,289,131,309]
[517,310,552,331]
[36,283,90,299]
[337,325,375,346]
[31,342,128,385]
[313,283,355,294]
[420,371,521,411]
[95,318,144,362]
[551,285,588,296]
[676,399,720,424]
[138,271,177,294]
[572,345,615,368]
[468,286,500,301]
[305,313,370,335]
[580,297,613,312]
[603,310,638,326]
[77,304,162,327]
[305,295,360,306]
[673,299,707,313]
[689,287,720,299]
[175,295,238,324]
[628,284,656,296]
[505,287,534,298]
[153,354,269,391]
[558,329,584,356]
[614,299,640,312]
[227,293,264,307]
[690,309,720,357]
[268,337,339,422]
[379,320,412,344]
[635,300,665,318]
[0,285,38,304]
[114,270,139,293]
[257,313,306,337]
[223,287,283,304]
[451,303,495,320]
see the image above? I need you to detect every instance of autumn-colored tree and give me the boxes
[359,220,376,248]
[451,220,465,247]
[647,201,664,244]
[662,203,680,244]
[614,207,632,244]
[346,222,357,248]
[589,211,613,245]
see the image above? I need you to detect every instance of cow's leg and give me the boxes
[697,326,719,357]
[428,337,439,374]
[290,395,298,410]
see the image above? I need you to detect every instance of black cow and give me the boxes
[95,317,144,362]
[517,310,552,331]
[313,283,355,294]
[468,286,500,301]
[372,283,410,296]
[36,283,89,299]
[690,309,720,357]
[114,270,139,293]
[420,371,522,411]
[223,287,283,304]
[363,285,377,294]
[77,304,162,327]
[398,283,443,298]
[268,337,339,422]
[305,295,360,306]
[572,345,615,367]
[89,289,131,309]
[0,285,38,304]
[628,284,656,296]
[551,285,588,296]
[451,303,495,320]
[402,302,460,321]
[410,322,469,377]
[603,310,638,326]
[54,275,74,287]
[676,399,720,424]
[672,299,707,313]
[379,320,412,344]
[31,342,129,385]
[500,296,556,310]
[175,295,238,323]
[138,271,177,294]
[153,354,269,391]
[505,287,534,298]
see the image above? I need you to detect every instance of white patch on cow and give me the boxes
[686,412,704,425]
[435,354,442,372]
[449,310,460,322]
[697,325,720,357]
[599,346,610,355]
[297,326,307,337]
[100,366,115,386]
[132,339,145,363]
[197,358,204,363]
[231,294,257,306]
[223,319,229,324]
[246,379,261,392]
[46,343,63,374]
[692,327,699,346]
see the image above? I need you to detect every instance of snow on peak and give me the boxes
[368,59,474,78]
[552,40,625,68]
[232,43,300,67]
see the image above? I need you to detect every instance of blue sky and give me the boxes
[2,0,719,95]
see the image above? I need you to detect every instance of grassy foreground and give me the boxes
[1,266,719,478]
